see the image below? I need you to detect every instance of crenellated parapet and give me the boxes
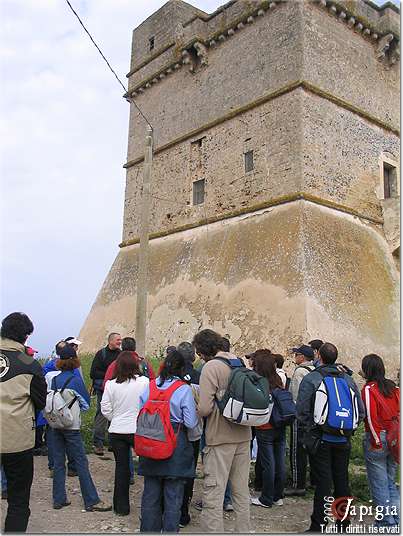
[126,0,285,99]
[125,0,400,101]
[311,0,400,67]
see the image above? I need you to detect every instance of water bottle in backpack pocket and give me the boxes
[270,388,296,427]
[313,369,359,437]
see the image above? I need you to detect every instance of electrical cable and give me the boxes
[64,0,152,128]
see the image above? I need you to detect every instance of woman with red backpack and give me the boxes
[136,350,198,532]
[361,354,400,528]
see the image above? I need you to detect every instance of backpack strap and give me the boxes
[214,356,244,369]
[60,374,75,393]
[317,367,342,378]
[297,364,315,373]
[149,379,185,401]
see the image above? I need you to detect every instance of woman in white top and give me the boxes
[101,351,149,515]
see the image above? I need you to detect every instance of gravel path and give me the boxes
[1,454,316,533]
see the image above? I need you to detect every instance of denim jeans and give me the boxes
[129,447,134,479]
[140,476,185,532]
[1,466,7,492]
[52,429,100,509]
[47,426,76,472]
[256,428,286,506]
[364,432,400,527]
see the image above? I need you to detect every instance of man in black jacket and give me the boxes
[90,333,121,455]
[296,342,364,533]
[0,312,47,532]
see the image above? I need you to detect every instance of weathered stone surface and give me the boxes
[80,203,399,374]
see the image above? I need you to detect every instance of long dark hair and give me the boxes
[361,354,396,397]
[115,351,141,383]
[158,350,185,387]
[252,349,283,390]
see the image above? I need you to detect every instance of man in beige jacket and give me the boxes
[193,329,251,533]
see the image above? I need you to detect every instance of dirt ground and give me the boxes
[1,453,316,534]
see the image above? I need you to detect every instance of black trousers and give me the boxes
[309,440,351,531]
[1,448,34,532]
[180,440,200,522]
[289,421,309,489]
[110,433,134,515]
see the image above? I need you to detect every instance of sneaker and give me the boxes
[107,446,114,453]
[67,469,78,477]
[53,501,71,510]
[1,491,7,500]
[193,500,203,511]
[130,477,135,485]
[284,488,306,497]
[93,446,104,456]
[223,502,234,512]
[251,497,271,508]
[85,500,112,512]
[33,448,42,456]
[273,499,284,506]
[48,469,54,478]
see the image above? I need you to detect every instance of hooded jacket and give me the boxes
[0,337,47,453]
[296,363,365,440]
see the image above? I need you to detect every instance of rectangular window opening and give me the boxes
[383,162,397,198]
[244,150,254,173]
[193,179,205,205]
[149,36,155,51]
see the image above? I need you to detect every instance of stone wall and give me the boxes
[80,201,399,375]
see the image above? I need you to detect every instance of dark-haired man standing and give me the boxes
[0,312,47,532]
[193,329,250,534]
[90,333,121,455]
[296,342,364,532]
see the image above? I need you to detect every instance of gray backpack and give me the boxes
[44,376,78,429]
[215,357,273,426]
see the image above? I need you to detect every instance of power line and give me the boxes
[64,0,152,128]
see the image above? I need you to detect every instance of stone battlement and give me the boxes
[126,0,400,100]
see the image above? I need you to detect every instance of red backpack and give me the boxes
[375,388,400,464]
[134,379,184,460]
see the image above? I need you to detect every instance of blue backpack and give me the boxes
[270,388,296,427]
[313,369,359,438]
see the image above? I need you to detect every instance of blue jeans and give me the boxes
[364,432,400,527]
[47,427,76,472]
[53,429,100,509]
[140,476,185,532]
[1,466,7,492]
[256,427,286,506]
[129,447,134,479]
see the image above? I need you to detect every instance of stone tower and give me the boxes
[80,0,400,371]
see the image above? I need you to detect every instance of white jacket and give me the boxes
[101,376,149,434]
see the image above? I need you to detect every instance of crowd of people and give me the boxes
[0,312,400,533]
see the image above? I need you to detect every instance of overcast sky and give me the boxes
[1,0,399,356]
